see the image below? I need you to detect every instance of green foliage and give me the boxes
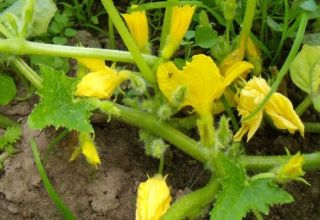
[0,0,57,38]
[290,44,320,111]
[0,126,21,154]
[47,11,75,45]
[0,73,16,105]
[210,155,294,220]
[215,116,232,150]
[30,55,69,73]
[28,66,94,132]
[195,26,218,48]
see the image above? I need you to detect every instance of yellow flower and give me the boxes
[157,54,253,116]
[136,175,171,220]
[161,5,196,59]
[234,77,304,142]
[76,58,131,99]
[122,5,150,53]
[69,132,101,167]
[277,153,305,183]
[157,54,253,146]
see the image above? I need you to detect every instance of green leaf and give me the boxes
[30,55,70,72]
[299,0,318,12]
[210,155,293,220]
[195,26,218,48]
[0,126,22,150]
[64,27,77,37]
[0,73,16,105]
[266,16,284,32]
[28,66,94,132]
[0,0,57,37]
[53,36,67,45]
[303,33,320,46]
[290,44,320,111]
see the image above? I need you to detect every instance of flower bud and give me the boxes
[136,175,171,220]
[277,153,305,183]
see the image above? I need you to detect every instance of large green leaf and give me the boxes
[0,73,16,106]
[210,156,293,220]
[28,66,94,132]
[290,44,320,111]
[0,0,56,37]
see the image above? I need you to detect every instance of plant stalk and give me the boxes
[100,0,156,84]
[161,177,220,220]
[0,39,158,65]
[243,13,308,122]
[295,96,312,116]
[96,102,320,172]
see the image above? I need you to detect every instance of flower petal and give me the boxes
[77,58,107,72]
[161,5,196,59]
[157,61,184,104]
[136,175,171,220]
[122,6,149,52]
[76,71,114,99]
[265,93,304,136]
[223,61,253,86]
[182,54,222,115]
[82,139,101,167]
[234,77,269,141]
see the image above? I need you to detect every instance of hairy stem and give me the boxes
[240,152,320,171]
[238,0,257,54]
[161,177,220,220]
[96,101,320,171]
[0,39,157,65]
[11,57,42,89]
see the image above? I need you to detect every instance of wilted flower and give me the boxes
[234,77,304,142]
[161,5,196,59]
[122,5,150,53]
[76,58,131,99]
[277,153,305,183]
[69,132,101,168]
[136,174,171,220]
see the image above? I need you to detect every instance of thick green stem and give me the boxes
[238,0,257,53]
[161,177,220,220]
[112,104,208,163]
[243,14,308,122]
[304,122,320,133]
[100,0,156,84]
[295,96,312,116]
[108,19,116,49]
[240,152,320,171]
[11,57,42,89]
[159,0,177,51]
[96,102,320,171]
[0,39,157,65]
